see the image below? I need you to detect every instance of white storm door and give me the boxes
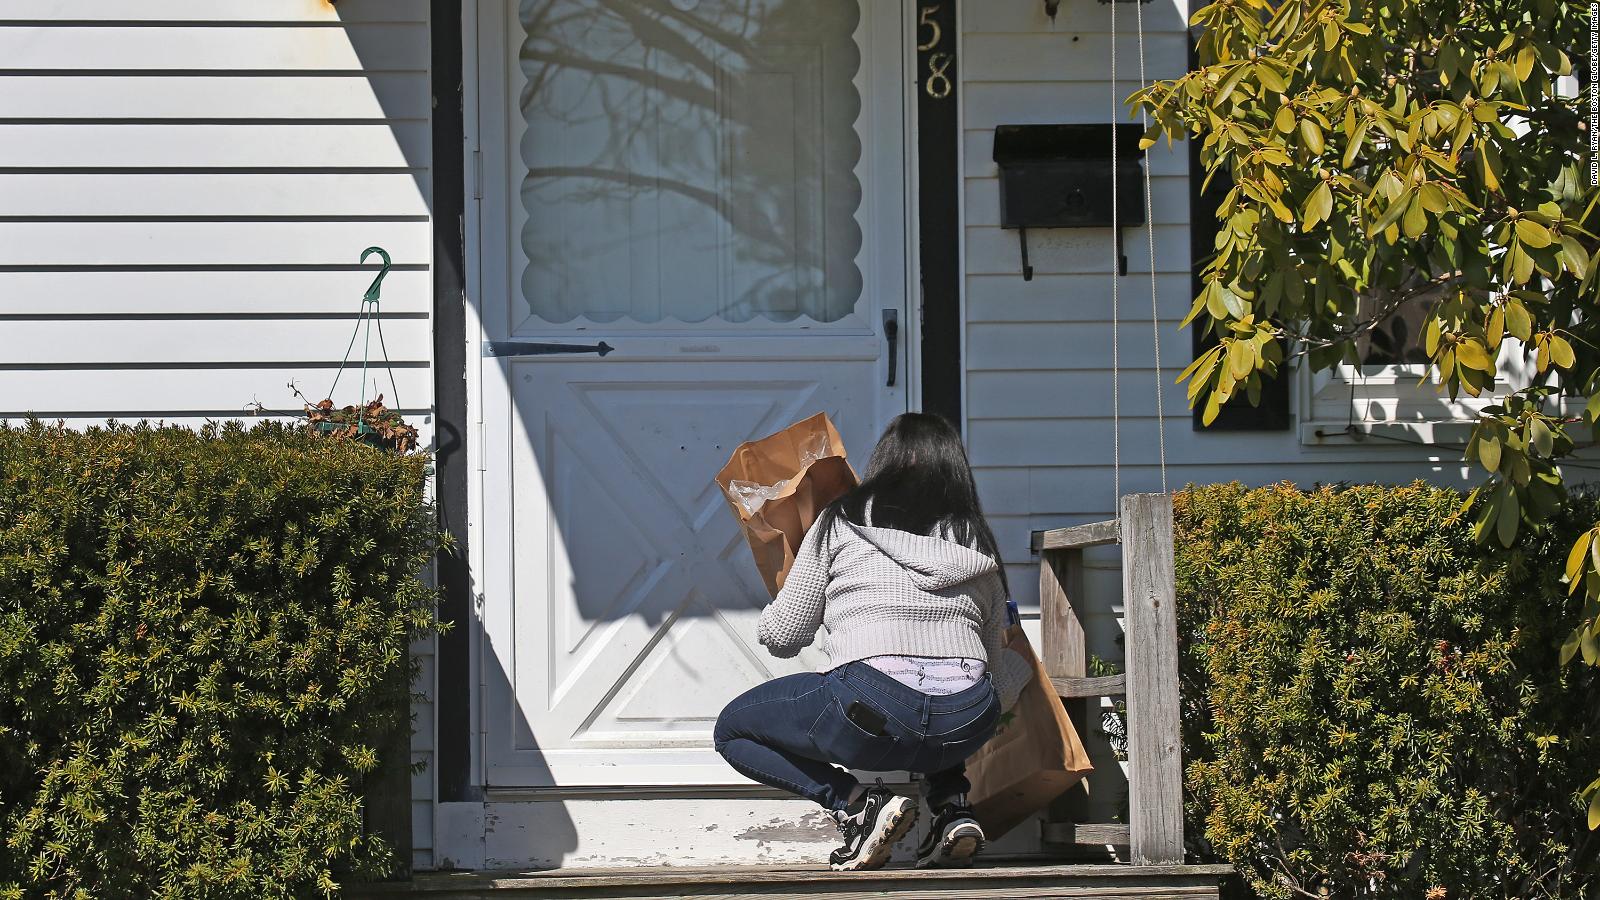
[475,0,911,787]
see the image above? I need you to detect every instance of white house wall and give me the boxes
[0,0,438,870]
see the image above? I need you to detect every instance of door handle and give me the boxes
[882,309,899,387]
[483,340,614,358]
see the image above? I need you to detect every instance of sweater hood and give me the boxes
[843,521,1001,592]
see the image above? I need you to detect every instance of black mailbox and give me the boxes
[992,123,1147,280]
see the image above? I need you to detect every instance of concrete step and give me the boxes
[350,862,1233,899]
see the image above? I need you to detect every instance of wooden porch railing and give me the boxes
[1031,493,1183,866]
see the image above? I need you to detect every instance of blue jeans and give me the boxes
[713,661,1001,812]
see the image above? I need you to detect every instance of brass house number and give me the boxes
[918,4,952,99]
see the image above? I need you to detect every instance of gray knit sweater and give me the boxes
[757,515,1031,709]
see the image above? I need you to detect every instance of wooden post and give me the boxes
[1040,547,1092,835]
[1121,493,1183,866]
[1040,548,1085,681]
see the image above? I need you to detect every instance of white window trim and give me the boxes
[1299,359,1582,447]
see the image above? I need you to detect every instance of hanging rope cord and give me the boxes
[1109,0,1169,512]
[327,246,403,433]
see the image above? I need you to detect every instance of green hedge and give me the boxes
[0,421,440,899]
[1175,482,1599,899]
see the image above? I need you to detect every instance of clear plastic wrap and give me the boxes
[726,478,788,516]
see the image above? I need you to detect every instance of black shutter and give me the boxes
[1187,41,1291,432]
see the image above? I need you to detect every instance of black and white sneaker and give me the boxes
[915,803,985,868]
[829,783,917,871]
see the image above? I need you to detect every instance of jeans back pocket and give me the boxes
[928,693,1001,773]
[808,697,902,773]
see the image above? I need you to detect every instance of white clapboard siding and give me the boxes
[0,319,431,366]
[0,2,436,863]
[0,75,429,120]
[964,32,1191,83]
[0,123,429,168]
[964,1,1190,34]
[0,173,432,217]
[0,270,434,315]
[0,24,429,69]
[0,1,427,22]
[0,366,434,417]
[966,224,1188,276]
[976,459,1485,523]
[965,273,1194,322]
[0,222,430,266]
[968,321,1188,370]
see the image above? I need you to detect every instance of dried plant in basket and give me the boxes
[305,395,419,454]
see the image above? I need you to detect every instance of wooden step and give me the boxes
[349,862,1233,899]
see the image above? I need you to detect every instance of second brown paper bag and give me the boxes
[966,624,1095,840]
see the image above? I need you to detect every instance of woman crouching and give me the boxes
[713,413,1030,871]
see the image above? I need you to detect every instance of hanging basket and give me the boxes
[303,247,419,455]
[307,397,419,454]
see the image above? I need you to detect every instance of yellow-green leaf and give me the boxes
[1177,343,1222,385]
[1511,243,1535,284]
[1551,335,1576,369]
[1215,63,1251,107]
[1227,337,1256,379]
[1515,44,1536,81]
[1258,63,1287,93]
[1496,483,1520,547]
[1481,142,1501,192]
[1419,183,1448,215]
[1506,301,1533,341]
[1455,340,1492,372]
[1205,281,1230,320]
[1487,306,1505,349]
[1515,217,1552,248]
[1561,235,1590,280]
[1302,181,1333,229]
[1342,119,1370,168]
[1299,117,1325,155]
[1562,623,1584,663]
[1565,530,1593,589]
[1402,195,1428,239]
[1531,417,1554,456]
[1480,434,1502,473]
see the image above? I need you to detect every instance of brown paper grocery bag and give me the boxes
[714,412,859,597]
[966,625,1094,840]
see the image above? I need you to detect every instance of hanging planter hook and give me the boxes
[360,245,392,303]
[323,245,403,437]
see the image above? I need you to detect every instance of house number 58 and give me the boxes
[918,5,952,99]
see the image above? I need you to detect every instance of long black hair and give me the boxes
[816,412,1008,594]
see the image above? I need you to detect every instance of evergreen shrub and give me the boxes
[1175,482,1599,899]
[0,420,440,899]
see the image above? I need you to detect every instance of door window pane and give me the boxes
[519,0,865,325]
